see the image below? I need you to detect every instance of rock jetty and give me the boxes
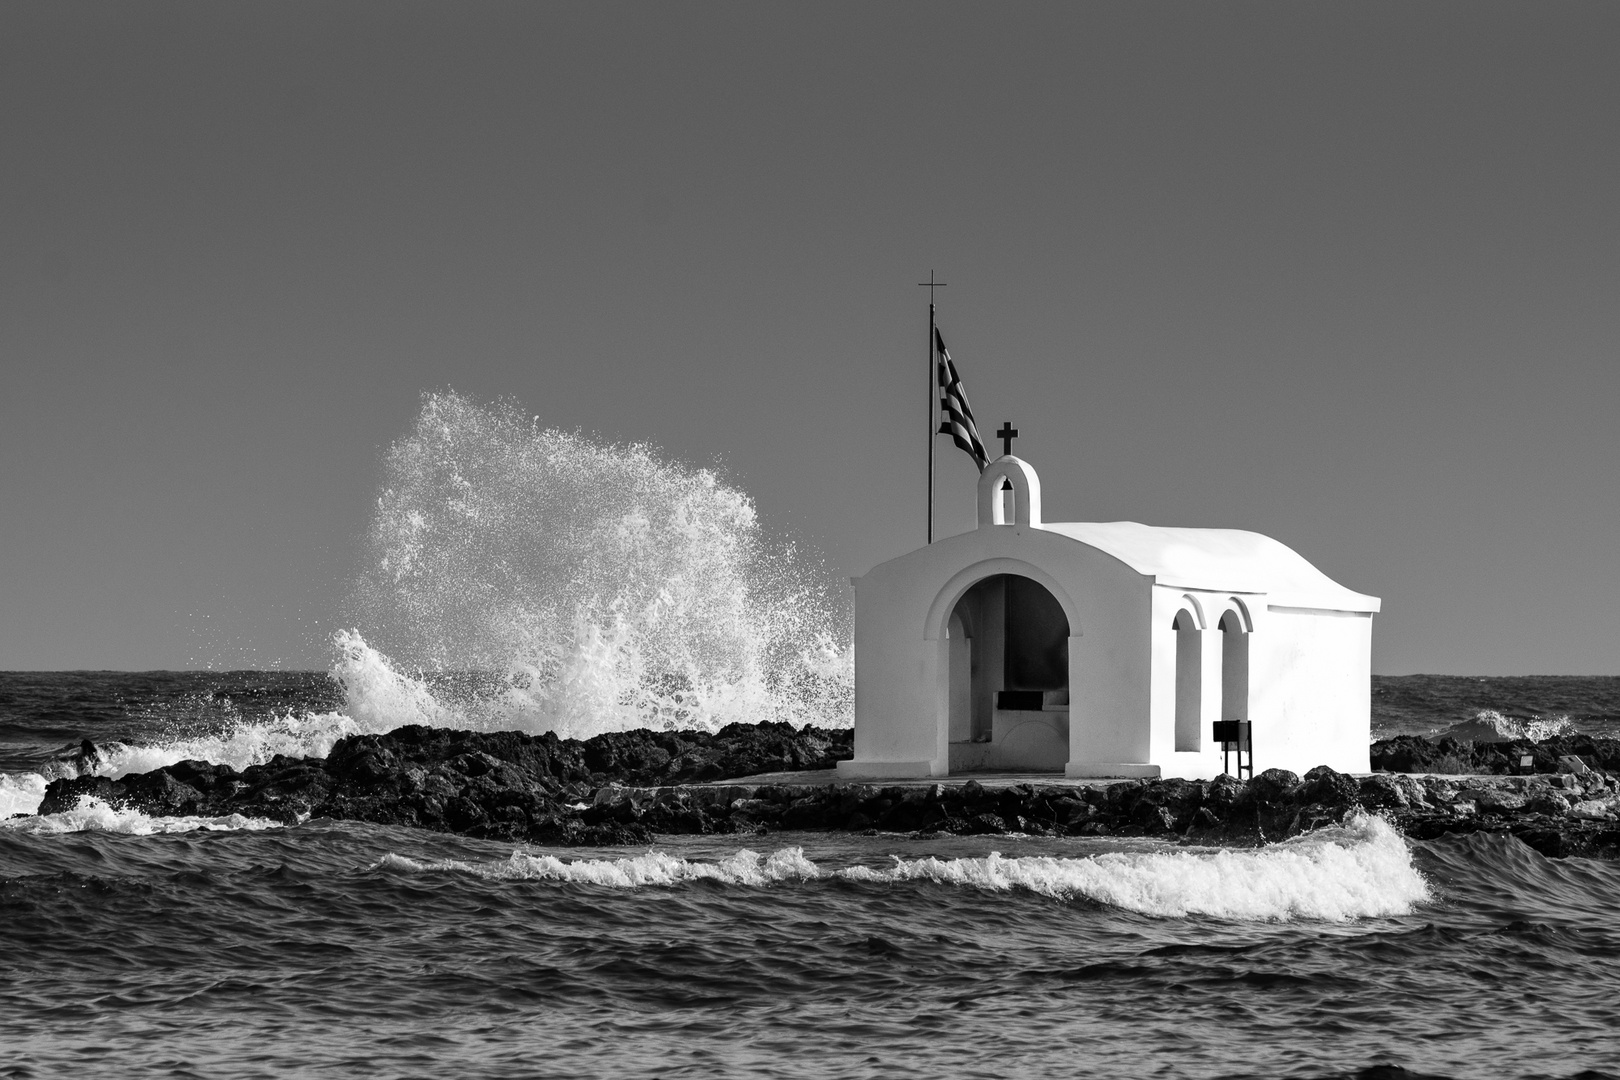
[38,723,853,845]
[31,726,1620,858]
[1371,733,1620,776]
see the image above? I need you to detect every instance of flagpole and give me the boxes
[918,271,945,545]
[927,300,935,545]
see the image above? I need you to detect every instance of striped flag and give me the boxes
[936,328,989,471]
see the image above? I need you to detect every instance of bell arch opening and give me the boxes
[945,573,1070,773]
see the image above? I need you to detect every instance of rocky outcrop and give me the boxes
[1370,733,1620,775]
[36,722,853,846]
[591,766,1620,859]
[33,725,1620,857]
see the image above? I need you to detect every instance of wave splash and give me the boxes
[1436,709,1575,743]
[1,795,283,836]
[343,391,853,740]
[376,846,823,888]
[377,814,1429,921]
[1,395,853,816]
[847,814,1428,920]
[0,773,48,820]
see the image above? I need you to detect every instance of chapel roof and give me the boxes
[1040,520,1381,613]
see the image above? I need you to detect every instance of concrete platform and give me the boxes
[698,769,1124,791]
[685,769,1540,793]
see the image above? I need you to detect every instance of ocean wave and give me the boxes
[0,634,460,817]
[2,396,858,809]
[373,815,1429,921]
[0,795,283,836]
[374,846,823,887]
[844,813,1428,921]
[88,711,363,781]
[344,392,853,738]
[0,624,834,823]
[1437,709,1574,743]
[0,772,48,819]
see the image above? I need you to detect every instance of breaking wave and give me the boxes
[1,394,853,816]
[374,814,1429,922]
[1,638,453,817]
[0,773,47,820]
[343,391,852,739]
[844,814,1428,920]
[1,796,282,836]
[375,846,823,888]
[1437,709,1575,743]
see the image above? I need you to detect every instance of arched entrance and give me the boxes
[945,573,1070,773]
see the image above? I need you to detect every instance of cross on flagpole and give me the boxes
[918,271,947,544]
[996,421,1018,457]
[919,270,947,306]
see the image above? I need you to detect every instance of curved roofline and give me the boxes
[1039,520,1380,613]
[862,519,1379,614]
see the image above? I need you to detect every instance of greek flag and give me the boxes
[936,328,989,471]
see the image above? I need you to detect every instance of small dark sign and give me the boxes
[1212,720,1253,779]
[995,690,1046,711]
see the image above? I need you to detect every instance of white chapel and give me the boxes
[836,455,1380,781]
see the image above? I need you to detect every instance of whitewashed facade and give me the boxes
[837,456,1380,780]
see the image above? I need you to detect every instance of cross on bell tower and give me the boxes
[996,421,1018,457]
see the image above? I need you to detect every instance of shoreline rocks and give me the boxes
[1370,733,1620,776]
[36,722,854,846]
[30,726,1620,858]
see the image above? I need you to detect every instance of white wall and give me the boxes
[843,521,1375,781]
[1147,586,1373,779]
[841,525,1151,778]
[1252,606,1374,775]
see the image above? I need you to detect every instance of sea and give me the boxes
[6,395,1620,1078]
[4,670,1620,1080]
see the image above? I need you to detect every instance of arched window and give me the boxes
[1173,610,1201,751]
[1219,610,1249,723]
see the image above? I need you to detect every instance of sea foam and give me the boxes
[373,814,1428,921]
[343,391,852,739]
[0,773,48,820]
[375,846,823,887]
[3,395,854,818]
[1437,709,1574,743]
[1,795,282,836]
[844,813,1428,920]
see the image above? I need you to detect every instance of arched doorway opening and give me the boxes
[946,573,1070,772]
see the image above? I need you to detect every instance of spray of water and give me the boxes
[0,393,853,818]
[343,391,852,738]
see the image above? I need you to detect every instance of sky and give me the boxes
[1,1,1616,674]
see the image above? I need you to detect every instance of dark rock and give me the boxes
[34,715,1620,859]
[1052,796,1092,827]
[1247,768,1303,806]
[1370,732,1620,777]
[963,812,1009,835]
[166,759,228,791]
[37,774,127,816]
[1136,805,1177,834]
[1204,773,1245,811]
[1358,773,1418,809]
[1187,806,1221,831]
[124,771,202,813]
[1300,766,1360,809]
[78,720,856,843]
